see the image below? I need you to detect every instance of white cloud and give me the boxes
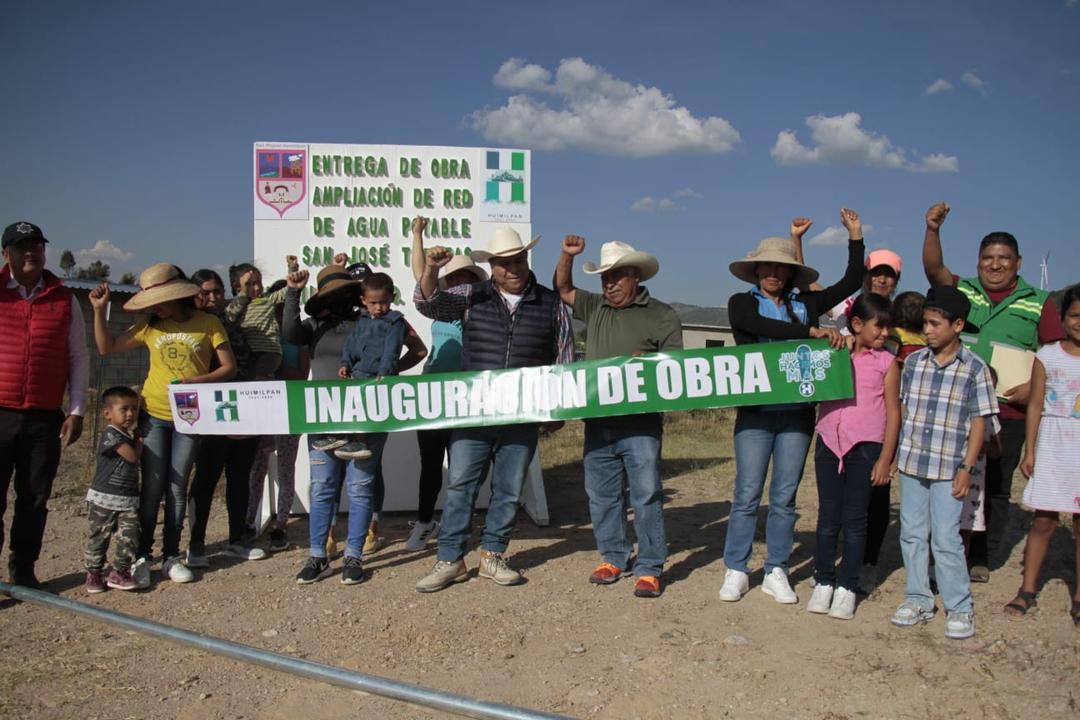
[910,153,960,173]
[631,196,658,212]
[770,112,958,173]
[76,239,134,264]
[961,69,989,95]
[471,58,741,157]
[674,187,704,199]
[631,188,702,212]
[925,78,954,95]
[809,223,875,246]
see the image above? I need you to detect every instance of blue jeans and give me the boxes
[138,412,200,560]
[583,419,666,577]
[307,432,387,560]
[437,424,538,562]
[813,440,879,589]
[724,407,814,574]
[899,472,973,613]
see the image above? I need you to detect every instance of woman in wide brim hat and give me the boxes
[303,263,365,317]
[718,208,866,607]
[88,262,238,585]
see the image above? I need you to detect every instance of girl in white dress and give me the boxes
[1005,286,1080,625]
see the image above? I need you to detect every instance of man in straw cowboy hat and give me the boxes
[0,221,89,588]
[412,227,574,592]
[555,236,682,598]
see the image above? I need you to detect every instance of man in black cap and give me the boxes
[1,221,89,587]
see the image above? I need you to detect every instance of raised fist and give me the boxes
[790,217,813,239]
[286,269,310,289]
[562,235,586,256]
[412,217,429,236]
[839,208,862,240]
[286,254,299,273]
[426,246,454,268]
[925,201,950,231]
[89,282,110,309]
[332,252,349,267]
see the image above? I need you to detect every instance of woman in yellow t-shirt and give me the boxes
[90,263,236,585]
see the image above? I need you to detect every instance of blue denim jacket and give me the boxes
[340,310,406,379]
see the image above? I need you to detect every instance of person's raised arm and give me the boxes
[789,217,824,292]
[922,201,953,286]
[419,246,452,300]
[411,217,429,283]
[88,283,141,355]
[280,268,312,347]
[554,235,585,306]
[813,208,866,311]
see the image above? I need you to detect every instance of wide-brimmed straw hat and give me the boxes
[439,253,488,288]
[582,241,659,282]
[470,227,540,263]
[123,263,200,311]
[304,264,363,316]
[729,237,820,288]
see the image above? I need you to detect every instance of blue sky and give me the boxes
[4,1,1078,306]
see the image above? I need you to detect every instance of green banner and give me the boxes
[282,339,851,434]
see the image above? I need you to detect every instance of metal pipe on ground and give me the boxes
[0,582,572,720]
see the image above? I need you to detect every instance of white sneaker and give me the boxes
[224,543,267,561]
[185,549,210,568]
[132,557,151,589]
[163,557,194,583]
[406,520,439,552]
[828,586,856,620]
[761,567,798,604]
[807,583,834,614]
[719,569,750,602]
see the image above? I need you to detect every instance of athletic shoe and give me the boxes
[85,570,106,594]
[807,583,834,614]
[224,543,268,561]
[268,528,289,552]
[333,439,373,460]
[132,557,151,589]
[479,549,523,586]
[295,556,331,585]
[341,555,366,585]
[828,586,856,620]
[761,567,798,604]
[633,576,662,598]
[891,601,936,627]
[185,548,210,569]
[405,520,439,552]
[945,611,976,639]
[415,559,469,593]
[106,568,138,591]
[163,557,194,584]
[589,562,626,585]
[311,435,349,452]
[719,569,749,602]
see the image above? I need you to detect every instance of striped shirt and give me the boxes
[226,286,289,355]
[898,344,999,481]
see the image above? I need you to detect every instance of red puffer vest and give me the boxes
[0,267,73,410]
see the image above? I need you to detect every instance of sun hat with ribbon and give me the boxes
[728,237,820,288]
[469,227,540,263]
[439,253,488,288]
[581,241,659,282]
[303,263,364,316]
[123,263,201,311]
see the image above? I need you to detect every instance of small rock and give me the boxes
[569,643,587,655]
[262,629,278,638]
[621,654,641,664]
[723,634,750,646]
[199,693,210,701]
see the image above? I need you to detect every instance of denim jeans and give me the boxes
[437,424,538,562]
[138,412,200,560]
[307,432,387,560]
[724,406,814,574]
[813,440,880,589]
[899,472,973,614]
[583,418,666,577]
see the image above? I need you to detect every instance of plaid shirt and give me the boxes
[898,344,999,481]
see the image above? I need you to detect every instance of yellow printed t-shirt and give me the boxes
[130,311,229,420]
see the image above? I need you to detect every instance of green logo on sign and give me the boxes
[777,343,832,398]
[214,389,239,422]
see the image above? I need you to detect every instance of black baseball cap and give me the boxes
[2,221,49,250]
[925,285,980,333]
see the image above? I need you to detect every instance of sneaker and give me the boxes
[132,557,151,589]
[185,548,210,569]
[945,611,976,639]
[362,528,385,555]
[416,559,469,593]
[479,549,523,586]
[85,570,107,594]
[719,569,750,602]
[224,543,268,561]
[761,567,798,604]
[295,556,331,585]
[828,586,857,620]
[891,600,936,627]
[968,565,990,583]
[311,435,349,452]
[405,520,439,552]
[589,562,626,585]
[268,528,289,552]
[633,576,662,598]
[163,557,194,584]
[106,568,138,591]
[341,555,366,585]
[807,583,834,614]
[333,439,373,460]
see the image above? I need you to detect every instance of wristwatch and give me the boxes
[957,463,981,476]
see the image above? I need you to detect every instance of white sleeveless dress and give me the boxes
[1022,342,1080,513]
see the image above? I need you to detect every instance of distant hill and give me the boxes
[669,302,730,327]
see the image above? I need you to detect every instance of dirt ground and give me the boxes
[1,412,1078,720]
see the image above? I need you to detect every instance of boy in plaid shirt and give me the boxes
[891,286,998,639]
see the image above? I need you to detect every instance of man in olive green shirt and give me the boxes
[555,236,682,598]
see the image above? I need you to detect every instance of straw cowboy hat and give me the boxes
[582,241,659,282]
[304,263,363,316]
[470,227,540,263]
[439,253,488,288]
[729,237,820,288]
[123,263,200,311]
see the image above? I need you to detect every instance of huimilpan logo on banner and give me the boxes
[778,343,832,398]
[214,390,240,422]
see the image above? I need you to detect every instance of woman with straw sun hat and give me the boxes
[89,263,237,585]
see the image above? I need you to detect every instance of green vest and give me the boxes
[956,275,1047,364]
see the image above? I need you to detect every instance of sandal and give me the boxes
[1003,590,1037,619]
